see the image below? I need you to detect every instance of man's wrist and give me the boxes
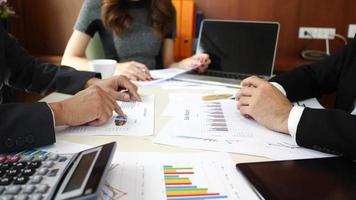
[84,77,101,89]
[270,82,287,96]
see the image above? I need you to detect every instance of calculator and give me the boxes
[0,142,116,200]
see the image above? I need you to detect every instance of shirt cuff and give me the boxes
[270,82,287,96]
[288,106,305,138]
[46,103,56,128]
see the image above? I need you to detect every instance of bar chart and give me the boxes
[204,102,229,133]
[163,165,228,200]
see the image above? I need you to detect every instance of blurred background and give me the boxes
[4,0,355,74]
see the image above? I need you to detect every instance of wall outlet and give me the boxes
[299,27,336,39]
[348,24,356,38]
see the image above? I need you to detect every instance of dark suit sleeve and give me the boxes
[270,39,356,158]
[296,108,356,158]
[270,39,356,102]
[4,28,99,95]
[0,102,56,153]
[0,25,99,153]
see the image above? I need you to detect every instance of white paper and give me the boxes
[153,79,228,90]
[156,94,333,160]
[133,68,190,86]
[294,98,324,109]
[101,152,259,200]
[57,95,155,136]
[39,140,92,154]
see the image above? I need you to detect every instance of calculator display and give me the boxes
[62,151,97,193]
[54,142,116,200]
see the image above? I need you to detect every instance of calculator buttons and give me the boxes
[22,185,35,194]
[22,169,35,177]
[36,184,49,194]
[30,176,42,184]
[4,185,21,194]
[36,168,48,176]
[28,162,41,169]
[0,177,12,185]
[13,176,29,185]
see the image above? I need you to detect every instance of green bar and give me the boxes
[32,150,43,156]
[164,167,194,170]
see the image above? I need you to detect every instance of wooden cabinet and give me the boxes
[172,0,195,60]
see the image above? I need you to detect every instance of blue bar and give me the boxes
[25,149,36,156]
[164,165,173,168]
[167,196,228,200]
[165,175,180,178]
[166,186,198,189]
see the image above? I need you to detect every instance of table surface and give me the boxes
[42,85,271,164]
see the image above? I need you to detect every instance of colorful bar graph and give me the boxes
[163,166,228,200]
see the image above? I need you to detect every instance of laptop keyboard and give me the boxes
[202,70,251,80]
[0,149,72,200]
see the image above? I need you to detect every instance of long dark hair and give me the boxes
[101,0,176,37]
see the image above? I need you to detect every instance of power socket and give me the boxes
[348,24,356,38]
[299,27,336,40]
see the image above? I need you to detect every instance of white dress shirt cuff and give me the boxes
[288,106,305,138]
[270,82,287,96]
[46,103,56,128]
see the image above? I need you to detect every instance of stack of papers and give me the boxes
[154,94,333,160]
[57,95,155,136]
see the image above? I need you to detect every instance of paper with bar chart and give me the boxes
[155,93,333,160]
[57,95,154,136]
[100,152,258,200]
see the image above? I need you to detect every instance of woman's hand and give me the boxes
[177,53,211,73]
[116,61,153,81]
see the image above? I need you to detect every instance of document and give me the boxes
[153,79,228,90]
[294,98,324,109]
[133,68,190,86]
[101,152,258,200]
[57,95,155,136]
[39,140,92,154]
[155,94,333,160]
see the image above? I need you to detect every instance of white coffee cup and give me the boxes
[89,59,117,79]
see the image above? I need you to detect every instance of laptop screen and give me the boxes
[196,20,279,77]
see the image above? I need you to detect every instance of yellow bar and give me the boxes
[166,190,209,195]
[165,179,191,184]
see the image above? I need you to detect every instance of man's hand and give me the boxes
[49,85,124,127]
[236,76,292,134]
[85,75,141,102]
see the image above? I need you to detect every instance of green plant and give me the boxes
[0,0,15,19]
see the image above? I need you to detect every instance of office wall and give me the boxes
[8,0,356,72]
[9,0,84,55]
[195,0,356,70]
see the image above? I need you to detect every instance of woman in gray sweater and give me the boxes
[62,0,210,81]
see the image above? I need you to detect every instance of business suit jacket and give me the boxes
[0,25,98,153]
[271,36,356,158]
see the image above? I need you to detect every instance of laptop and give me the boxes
[236,157,356,200]
[175,19,280,88]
